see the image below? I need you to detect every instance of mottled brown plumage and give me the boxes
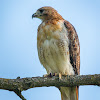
[32,6,80,100]
[64,21,80,75]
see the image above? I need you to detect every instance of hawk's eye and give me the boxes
[39,9,44,13]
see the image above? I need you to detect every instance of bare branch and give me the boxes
[0,74,100,99]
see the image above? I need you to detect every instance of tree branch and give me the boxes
[0,74,100,99]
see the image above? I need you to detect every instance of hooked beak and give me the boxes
[32,13,37,19]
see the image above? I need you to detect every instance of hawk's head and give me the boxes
[32,6,63,21]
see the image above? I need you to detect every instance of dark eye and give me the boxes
[39,9,44,13]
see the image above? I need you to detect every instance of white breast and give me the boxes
[37,20,74,75]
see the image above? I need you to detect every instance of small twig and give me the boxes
[14,89,26,100]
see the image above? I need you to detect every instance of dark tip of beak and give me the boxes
[32,14,35,19]
[32,13,37,19]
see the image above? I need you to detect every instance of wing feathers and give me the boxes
[64,20,80,75]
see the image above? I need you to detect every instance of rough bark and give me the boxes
[0,74,100,100]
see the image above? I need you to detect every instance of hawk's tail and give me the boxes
[60,86,78,100]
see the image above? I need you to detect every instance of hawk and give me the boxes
[32,6,80,100]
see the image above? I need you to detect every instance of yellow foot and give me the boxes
[53,73,68,80]
[53,73,62,80]
[59,73,62,79]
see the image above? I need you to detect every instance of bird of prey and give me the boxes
[32,6,80,100]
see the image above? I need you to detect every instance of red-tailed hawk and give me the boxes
[32,6,80,100]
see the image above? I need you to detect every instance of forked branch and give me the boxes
[0,74,100,100]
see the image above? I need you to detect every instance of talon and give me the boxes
[53,73,55,76]
[53,73,58,76]
[59,73,62,79]
[49,73,52,77]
